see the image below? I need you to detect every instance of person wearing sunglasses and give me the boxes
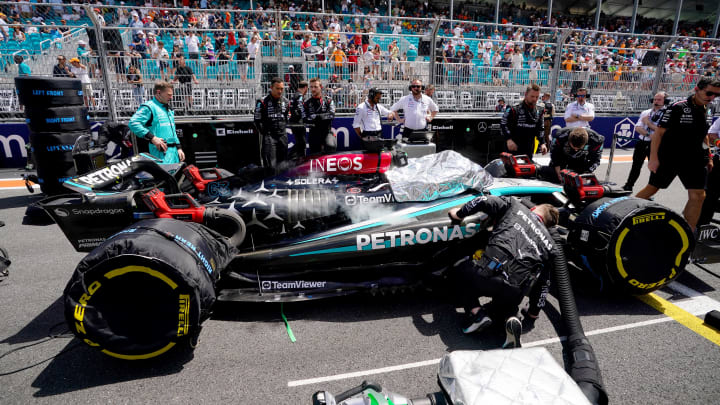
[637,77,720,232]
[390,79,438,143]
[563,87,594,128]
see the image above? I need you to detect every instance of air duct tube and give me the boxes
[203,207,246,248]
[549,228,609,405]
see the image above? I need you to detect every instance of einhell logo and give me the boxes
[632,212,665,225]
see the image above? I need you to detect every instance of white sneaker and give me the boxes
[502,316,522,349]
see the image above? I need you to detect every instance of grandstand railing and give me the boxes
[0,2,718,121]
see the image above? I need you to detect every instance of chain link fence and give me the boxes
[0,2,718,121]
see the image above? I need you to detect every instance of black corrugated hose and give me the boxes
[549,227,609,405]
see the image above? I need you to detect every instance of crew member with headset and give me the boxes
[128,81,184,163]
[540,92,555,146]
[563,87,594,128]
[637,77,720,231]
[389,79,438,142]
[352,87,395,141]
[540,127,604,183]
[622,92,667,192]
[288,80,308,158]
[501,83,547,157]
[254,77,290,171]
[302,77,337,154]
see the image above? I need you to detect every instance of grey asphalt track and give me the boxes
[1,150,719,404]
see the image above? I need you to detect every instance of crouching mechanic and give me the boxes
[128,81,185,163]
[448,196,559,348]
[539,127,604,184]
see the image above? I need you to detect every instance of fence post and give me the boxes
[428,18,441,86]
[651,36,678,97]
[548,28,571,104]
[276,10,283,83]
[84,5,118,125]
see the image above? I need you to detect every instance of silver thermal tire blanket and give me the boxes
[384,150,493,202]
[438,348,591,405]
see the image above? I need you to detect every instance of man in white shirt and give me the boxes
[563,87,595,128]
[390,79,439,142]
[185,32,200,59]
[352,88,395,140]
[623,92,667,191]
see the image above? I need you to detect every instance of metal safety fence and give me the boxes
[0,2,718,121]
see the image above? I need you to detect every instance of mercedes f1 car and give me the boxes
[40,140,694,362]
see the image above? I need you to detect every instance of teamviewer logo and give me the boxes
[261,281,271,290]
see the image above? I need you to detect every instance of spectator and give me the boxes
[217,45,231,82]
[172,55,200,110]
[495,97,507,113]
[186,31,200,59]
[127,64,144,106]
[235,38,250,82]
[53,55,74,78]
[13,54,30,77]
[330,42,346,78]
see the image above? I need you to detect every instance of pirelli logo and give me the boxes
[178,294,190,337]
[632,212,665,225]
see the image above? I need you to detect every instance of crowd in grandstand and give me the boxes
[1,0,718,109]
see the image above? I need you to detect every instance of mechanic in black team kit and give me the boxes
[636,77,720,231]
[254,77,290,171]
[448,196,559,348]
[540,127,604,183]
[501,83,547,158]
[303,77,337,155]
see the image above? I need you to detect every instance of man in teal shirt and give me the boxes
[14,55,31,76]
[128,81,185,163]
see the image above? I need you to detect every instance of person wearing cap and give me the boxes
[563,87,594,128]
[495,98,507,113]
[303,77,336,155]
[69,57,94,107]
[129,81,184,164]
[352,88,395,141]
[390,79,438,142]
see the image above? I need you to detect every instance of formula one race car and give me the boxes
[40,140,694,362]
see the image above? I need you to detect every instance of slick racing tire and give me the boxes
[15,76,84,107]
[64,219,236,360]
[30,132,86,195]
[569,197,694,295]
[26,106,90,133]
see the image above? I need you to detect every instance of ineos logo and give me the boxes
[54,208,70,217]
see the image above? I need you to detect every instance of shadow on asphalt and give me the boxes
[0,194,45,210]
[1,297,65,345]
[30,342,194,397]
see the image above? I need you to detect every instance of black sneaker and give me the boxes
[462,308,492,334]
[502,317,522,348]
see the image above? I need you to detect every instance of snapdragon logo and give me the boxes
[71,208,126,215]
[261,280,327,290]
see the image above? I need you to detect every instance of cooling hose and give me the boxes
[549,227,609,405]
[203,207,246,248]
